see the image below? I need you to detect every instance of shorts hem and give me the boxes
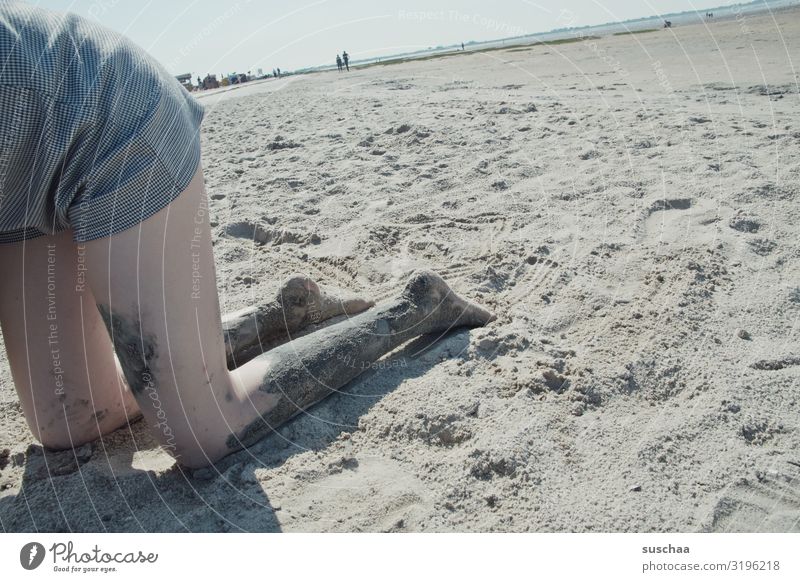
[68,143,201,244]
[0,228,48,244]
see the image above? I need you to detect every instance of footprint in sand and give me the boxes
[503,254,574,307]
[271,456,430,532]
[640,197,719,246]
[703,472,800,532]
[224,220,319,246]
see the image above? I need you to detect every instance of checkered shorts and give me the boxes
[0,2,204,244]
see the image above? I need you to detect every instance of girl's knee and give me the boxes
[164,440,215,469]
[25,394,135,451]
[154,417,229,469]
[31,421,92,451]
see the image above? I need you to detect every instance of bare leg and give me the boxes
[0,230,139,449]
[83,164,494,468]
[0,230,366,449]
[228,270,495,450]
[222,276,374,368]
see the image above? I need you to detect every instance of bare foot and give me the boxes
[277,275,375,329]
[401,270,496,331]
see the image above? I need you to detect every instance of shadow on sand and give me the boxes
[0,329,471,532]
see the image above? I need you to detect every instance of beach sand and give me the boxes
[1,8,799,532]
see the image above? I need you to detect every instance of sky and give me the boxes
[31,0,744,77]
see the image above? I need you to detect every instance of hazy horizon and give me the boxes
[32,0,761,78]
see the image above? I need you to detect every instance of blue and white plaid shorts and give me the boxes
[0,2,204,244]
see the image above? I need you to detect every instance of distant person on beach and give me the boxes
[336,54,343,71]
[342,50,350,71]
[0,3,494,468]
[461,42,465,51]
[276,67,281,77]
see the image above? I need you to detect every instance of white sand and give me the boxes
[1,8,799,532]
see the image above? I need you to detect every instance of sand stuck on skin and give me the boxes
[1,8,799,532]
